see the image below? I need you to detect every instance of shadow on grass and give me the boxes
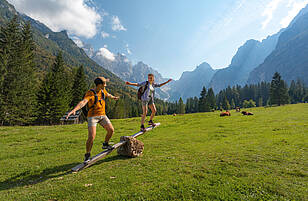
[0,162,79,191]
[91,154,131,168]
[0,155,132,191]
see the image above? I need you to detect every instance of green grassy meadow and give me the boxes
[0,104,307,200]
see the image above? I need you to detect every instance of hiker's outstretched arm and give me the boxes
[125,81,138,86]
[159,79,173,87]
[66,99,88,119]
[107,93,119,100]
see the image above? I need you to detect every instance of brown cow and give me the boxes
[220,110,231,116]
[242,111,253,115]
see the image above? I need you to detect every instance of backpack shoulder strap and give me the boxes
[101,89,106,101]
[89,89,98,108]
[144,81,149,91]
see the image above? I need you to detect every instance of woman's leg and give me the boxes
[148,103,157,121]
[141,104,148,126]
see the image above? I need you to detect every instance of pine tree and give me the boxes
[288,80,297,104]
[36,73,53,124]
[178,97,185,114]
[37,52,71,124]
[258,97,263,107]
[205,88,216,111]
[231,98,235,109]
[0,16,21,125]
[270,72,290,106]
[295,80,305,103]
[198,87,207,112]
[14,22,38,124]
[185,98,192,113]
[193,97,199,113]
[0,17,38,125]
[222,96,230,110]
[70,65,88,107]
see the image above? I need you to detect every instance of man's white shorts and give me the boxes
[87,115,111,127]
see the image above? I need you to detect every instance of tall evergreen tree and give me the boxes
[270,72,289,106]
[14,22,38,124]
[288,80,297,104]
[258,97,263,107]
[70,65,87,107]
[185,98,192,113]
[0,16,20,125]
[193,97,199,113]
[37,52,71,124]
[178,97,185,114]
[199,87,207,112]
[205,88,216,111]
[231,98,235,109]
[0,18,37,125]
[222,96,230,110]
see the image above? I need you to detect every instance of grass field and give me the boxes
[0,104,307,200]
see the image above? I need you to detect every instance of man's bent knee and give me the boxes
[108,126,114,134]
[105,124,114,133]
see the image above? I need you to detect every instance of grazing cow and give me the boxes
[242,111,253,115]
[236,107,241,112]
[220,110,231,116]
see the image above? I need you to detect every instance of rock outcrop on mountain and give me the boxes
[209,32,281,93]
[248,4,308,86]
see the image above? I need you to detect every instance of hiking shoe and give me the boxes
[84,153,91,164]
[102,142,113,150]
[148,120,156,126]
[140,124,146,132]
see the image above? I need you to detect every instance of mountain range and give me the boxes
[210,4,308,93]
[248,4,308,86]
[166,62,216,101]
[90,49,170,100]
[83,3,308,101]
[2,0,308,103]
[88,46,217,101]
[209,32,281,93]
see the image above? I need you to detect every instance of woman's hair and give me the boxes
[148,73,154,77]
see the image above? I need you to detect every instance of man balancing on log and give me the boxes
[66,77,119,163]
[126,74,172,132]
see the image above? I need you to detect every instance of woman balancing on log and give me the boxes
[126,74,172,132]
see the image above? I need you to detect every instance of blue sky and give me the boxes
[8,0,308,79]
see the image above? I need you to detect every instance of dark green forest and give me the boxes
[185,72,308,113]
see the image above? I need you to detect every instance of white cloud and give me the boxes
[71,36,84,48]
[7,0,101,38]
[262,0,283,29]
[280,0,308,27]
[111,16,127,31]
[101,31,110,38]
[96,47,115,61]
